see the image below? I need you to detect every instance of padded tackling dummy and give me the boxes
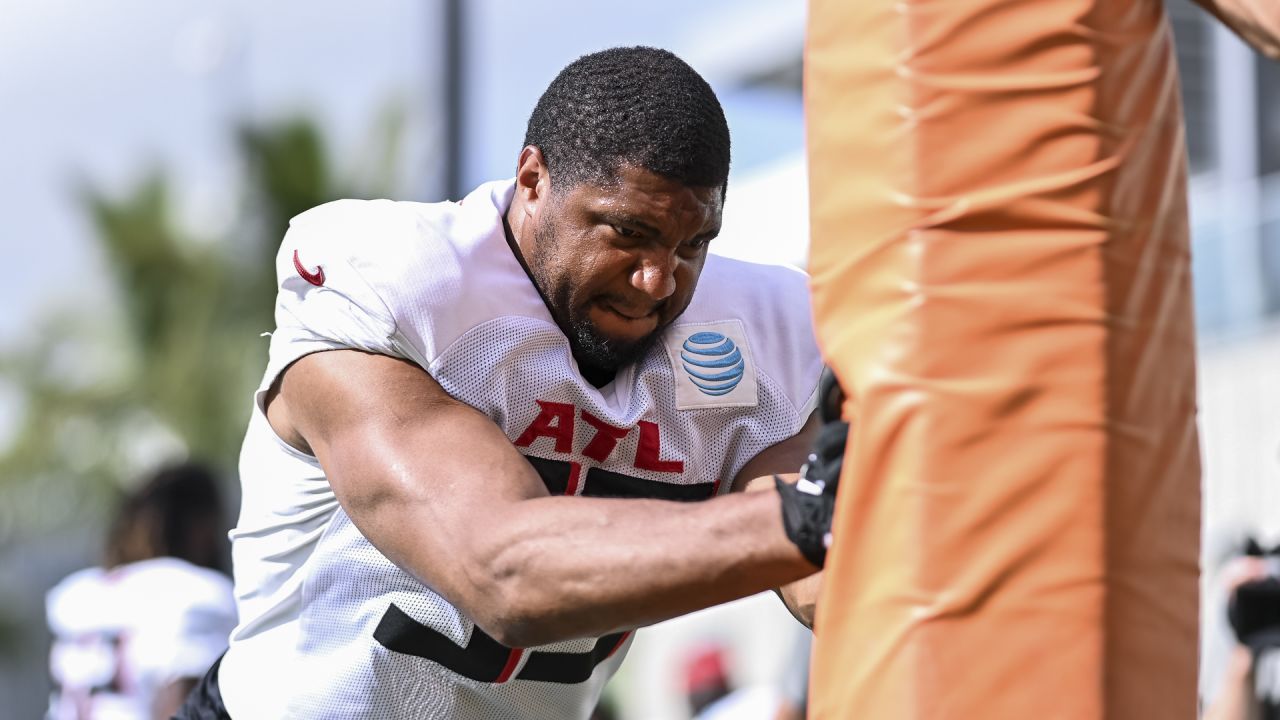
[804,0,1201,717]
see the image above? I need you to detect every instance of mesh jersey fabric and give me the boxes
[218,179,822,720]
[46,557,237,720]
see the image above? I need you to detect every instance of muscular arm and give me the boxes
[731,413,824,628]
[266,349,817,648]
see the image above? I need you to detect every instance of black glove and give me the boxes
[777,368,848,568]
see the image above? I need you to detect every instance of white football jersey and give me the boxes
[219,180,821,720]
[46,557,237,720]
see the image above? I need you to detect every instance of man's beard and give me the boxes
[529,217,667,377]
[565,306,663,376]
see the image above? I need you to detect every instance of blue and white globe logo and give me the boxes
[680,331,745,396]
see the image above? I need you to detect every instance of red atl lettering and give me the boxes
[513,400,575,453]
[580,411,630,462]
[634,421,685,473]
[512,401,684,474]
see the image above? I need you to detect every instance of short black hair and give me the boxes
[105,461,227,572]
[523,46,731,192]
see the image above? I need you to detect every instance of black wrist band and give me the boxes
[776,474,830,568]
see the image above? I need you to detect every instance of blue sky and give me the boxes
[0,0,804,347]
[1,0,432,344]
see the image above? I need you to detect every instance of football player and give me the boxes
[181,46,842,720]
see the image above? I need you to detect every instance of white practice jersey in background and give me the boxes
[46,557,237,720]
[219,180,822,719]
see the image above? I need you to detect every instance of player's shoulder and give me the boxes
[673,254,821,416]
[122,557,233,595]
[282,181,515,299]
[688,253,814,341]
[48,566,105,598]
[285,197,457,274]
[114,558,236,627]
[46,560,232,633]
[272,180,533,366]
[46,567,110,634]
[699,252,809,298]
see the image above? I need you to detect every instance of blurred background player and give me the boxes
[682,644,735,717]
[679,631,808,720]
[45,462,236,720]
[1205,537,1280,720]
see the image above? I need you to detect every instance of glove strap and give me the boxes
[776,474,831,568]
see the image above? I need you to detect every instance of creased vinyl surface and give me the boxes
[805,0,1200,717]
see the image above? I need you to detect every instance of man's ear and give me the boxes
[514,146,551,220]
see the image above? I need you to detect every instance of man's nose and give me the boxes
[630,252,677,301]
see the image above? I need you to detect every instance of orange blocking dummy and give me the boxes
[804,0,1201,717]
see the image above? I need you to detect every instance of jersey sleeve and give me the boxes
[700,255,824,429]
[258,199,448,406]
[763,263,824,425]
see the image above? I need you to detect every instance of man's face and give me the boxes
[522,164,723,375]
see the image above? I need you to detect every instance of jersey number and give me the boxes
[372,456,716,684]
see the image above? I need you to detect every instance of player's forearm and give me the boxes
[737,473,822,628]
[435,490,815,647]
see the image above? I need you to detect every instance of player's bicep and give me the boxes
[732,412,823,628]
[270,350,548,574]
[731,411,819,493]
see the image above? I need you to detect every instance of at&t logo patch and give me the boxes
[681,332,745,396]
[664,321,758,409]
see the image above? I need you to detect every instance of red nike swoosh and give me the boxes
[293,249,325,286]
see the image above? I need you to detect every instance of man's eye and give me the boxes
[612,224,641,239]
[686,236,713,250]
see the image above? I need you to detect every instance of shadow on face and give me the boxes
[509,151,724,382]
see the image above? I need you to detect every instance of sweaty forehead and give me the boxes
[575,165,723,230]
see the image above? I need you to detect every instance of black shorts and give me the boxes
[173,654,232,720]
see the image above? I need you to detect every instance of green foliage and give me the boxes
[0,107,406,552]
